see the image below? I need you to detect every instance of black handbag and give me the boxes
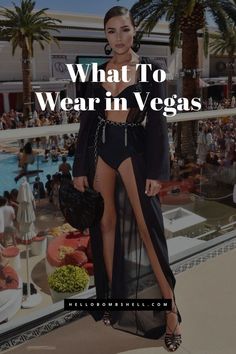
[59,180,104,231]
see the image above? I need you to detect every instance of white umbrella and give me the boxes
[17,179,36,242]
[17,178,41,308]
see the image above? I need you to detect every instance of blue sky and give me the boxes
[0,0,137,15]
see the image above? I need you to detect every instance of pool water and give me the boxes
[0,153,74,195]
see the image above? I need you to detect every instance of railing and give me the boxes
[1,108,236,142]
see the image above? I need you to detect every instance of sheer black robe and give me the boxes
[73,57,182,339]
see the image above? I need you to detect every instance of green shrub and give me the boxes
[48,265,89,293]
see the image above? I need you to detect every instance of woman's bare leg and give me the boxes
[118,158,181,335]
[93,156,117,287]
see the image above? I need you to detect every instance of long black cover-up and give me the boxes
[73,57,182,339]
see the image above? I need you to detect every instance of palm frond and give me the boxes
[220,0,236,23]
[169,12,182,53]
[131,0,171,45]
[0,0,61,57]
[205,0,228,34]
[185,0,197,16]
[209,20,236,57]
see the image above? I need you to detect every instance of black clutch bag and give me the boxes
[59,180,104,231]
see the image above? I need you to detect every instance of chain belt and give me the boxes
[93,115,143,167]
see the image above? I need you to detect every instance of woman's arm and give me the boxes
[145,60,170,181]
[72,78,97,178]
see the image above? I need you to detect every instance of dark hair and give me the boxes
[10,189,18,199]
[3,191,10,200]
[0,196,7,207]
[23,142,33,154]
[104,6,135,29]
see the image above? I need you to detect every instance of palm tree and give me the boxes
[209,22,236,101]
[0,0,61,122]
[130,0,236,157]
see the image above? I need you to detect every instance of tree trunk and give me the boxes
[227,55,234,100]
[22,42,32,123]
[180,30,200,158]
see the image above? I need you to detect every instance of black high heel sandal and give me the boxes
[102,310,112,326]
[164,304,182,352]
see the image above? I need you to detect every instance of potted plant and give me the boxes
[48,265,90,303]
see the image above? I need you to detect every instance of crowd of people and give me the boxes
[32,156,72,204]
[14,137,73,199]
[201,96,236,111]
[0,96,236,131]
[196,117,236,167]
[0,154,73,252]
[1,104,236,209]
[0,109,80,130]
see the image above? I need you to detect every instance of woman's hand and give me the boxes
[73,176,89,192]
[145,179,162,197]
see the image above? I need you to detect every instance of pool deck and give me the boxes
[3,240,236,354]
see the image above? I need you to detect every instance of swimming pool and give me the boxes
[0,152,74,195]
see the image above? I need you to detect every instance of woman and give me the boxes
[73,6,182,352]
[14,142,36,183]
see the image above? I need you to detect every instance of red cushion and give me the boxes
[46,234,91,267]
[160,192,191,205]
[76,236,90,252]
[32,236,46,242]
[65,231,84,239]
[64,250,88,266]
[82,262,94,276]
[86,239,93,262]
[2,246,19,257]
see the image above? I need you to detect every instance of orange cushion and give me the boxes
[0,265,19,289]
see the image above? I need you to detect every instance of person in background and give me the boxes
[59,156,72,180]
[33,177,46,199]
[50,147,59,162]
[45,174,53,202]
[3,191,10,204]
[0,197,5,246]
[0,197,16,247]
[15,142,35,182]
[9,189,19,212]
[51,173,61,209]
[196,125,208,164]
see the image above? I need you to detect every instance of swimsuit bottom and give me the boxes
[96,119,146,170]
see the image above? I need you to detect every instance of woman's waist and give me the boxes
[97,115,144,128]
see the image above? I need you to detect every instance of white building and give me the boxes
[0,10,235,113]
[0,10,180,113]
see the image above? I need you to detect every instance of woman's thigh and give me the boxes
[118,157,151,242]
[93,156,117,231]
